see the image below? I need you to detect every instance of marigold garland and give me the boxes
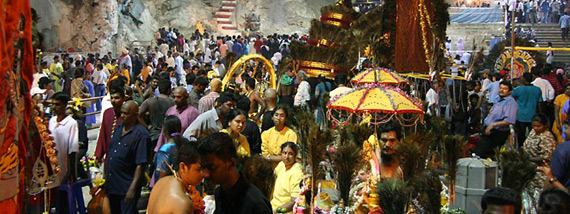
[33,110,59,173]
[186,185,205,214]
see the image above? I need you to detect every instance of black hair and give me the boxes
[74,68,86,78]
[216,92,237,107]
[197,69,207,76]
[532,67,542,77]
[245,77,256,89]
[178,140,200,166]
[158,79,172,95]
[494,72,503,80]
[198,132,237,162]
[469,93,479,101]
[186,73,196,85]
[223,109,248,129]
[236,95,251,112]
[52,92,71,104]
[499,80,513,91]
[480,187,522,214]
[379,122,402,140]
[538,188,570,214]
[96,64,103,70]
[109,77,126,93]
[532,113,550,127]
[272,104,290,119]
[280,141,299,157]
[195,76,209,87]
[523,72,533,84]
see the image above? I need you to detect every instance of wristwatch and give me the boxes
[549,177,558,184]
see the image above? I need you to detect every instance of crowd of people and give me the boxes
[27,19,570,213]
[30,27,347,213]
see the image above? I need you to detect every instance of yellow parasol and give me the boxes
[327,84,424,126]
[351,67,407,85]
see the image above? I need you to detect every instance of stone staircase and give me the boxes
[519,23,570,63]
[214,0,238,32]
[446,23,505,55]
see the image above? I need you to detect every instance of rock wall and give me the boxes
[30,0,334,54]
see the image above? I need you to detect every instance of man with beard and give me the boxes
[378,124,403,180]
[139,79,175,150]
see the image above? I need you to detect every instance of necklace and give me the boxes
[167,163,205,214]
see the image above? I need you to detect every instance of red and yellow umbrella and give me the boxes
[351,67,407,85]
[327,84,424,126]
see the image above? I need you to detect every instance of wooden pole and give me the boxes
[510,1,516,80]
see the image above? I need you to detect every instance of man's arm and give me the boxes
[126,164,145,203]
[253,94,266,120]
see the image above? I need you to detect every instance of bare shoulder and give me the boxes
[148,177,194,214]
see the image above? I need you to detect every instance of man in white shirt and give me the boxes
[49,92,79,188]
[93,64,109,112]
[165,51,175,68]
[174,52,185,86]
[426,81,439,116]
[532,69,555,102]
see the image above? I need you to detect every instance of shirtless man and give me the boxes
[147,142,203,214]
[378,124,403,179]
[245,77,266,121]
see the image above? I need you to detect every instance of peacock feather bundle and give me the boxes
[334,124,367,205]
[441,134,466,204]
[376,178,409,214]
[499,149,537,193]
[408,170,442,214]
[395,132,435,180]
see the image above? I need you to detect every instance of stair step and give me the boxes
[222,6,235,10]
[215,11,232,16]
[222,26,238,30]
[219,8,234,12]
[215,17,231,22]
[222,1,236,6]
[217,20,233,25]
[214,14,231,19]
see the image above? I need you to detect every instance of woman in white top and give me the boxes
[294,70,310,107]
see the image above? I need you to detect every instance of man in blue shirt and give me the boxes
[512,73,543,147]
[105,100,150,214]
[473,81,518,158]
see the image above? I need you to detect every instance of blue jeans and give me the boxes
[94,84,106,111]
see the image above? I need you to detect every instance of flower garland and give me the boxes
[418,0,431,69]
[186,185,205,214]
[33,110,59,173]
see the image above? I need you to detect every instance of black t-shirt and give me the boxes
[261,110,275,132]
[214,175,272,214]
[241,120,261,154]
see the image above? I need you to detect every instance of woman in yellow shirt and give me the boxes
[220,109,251,157]
[261,105,297,163]
[271,142,303,213]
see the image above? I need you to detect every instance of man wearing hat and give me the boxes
[31,77,55,101]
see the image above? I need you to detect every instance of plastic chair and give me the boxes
[56,179,93,214]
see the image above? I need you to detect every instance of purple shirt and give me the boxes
[198,91,220,113]
[484,95,518,131]
[154,105,200,152]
